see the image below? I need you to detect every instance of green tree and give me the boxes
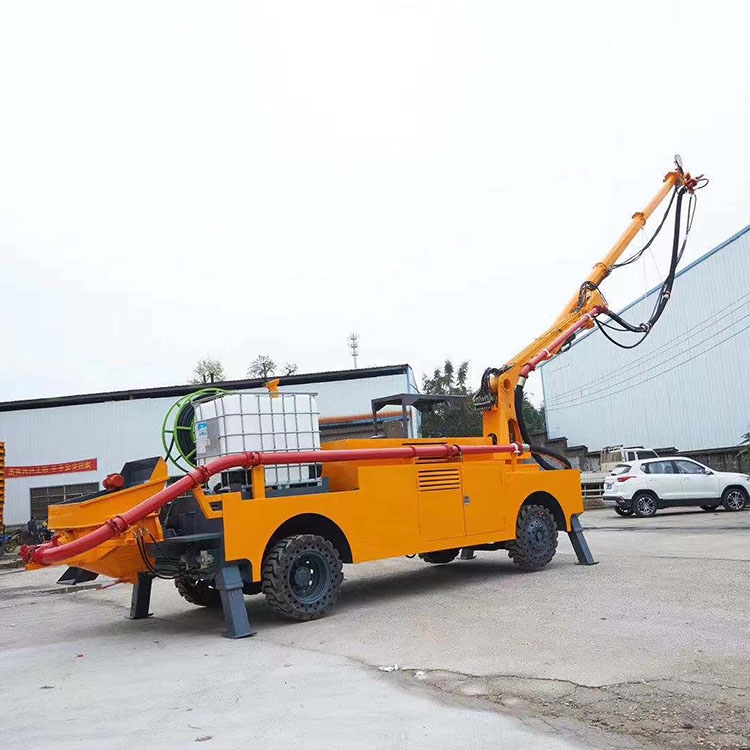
[420,360,481,437]
[523,400,547,436]
[420,359,546,438]
[190,357,225,384]
[247,355,298,379]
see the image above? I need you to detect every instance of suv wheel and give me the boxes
[633,493,658,518]
[722,487,748,512]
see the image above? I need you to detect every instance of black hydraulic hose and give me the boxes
[514,385,571,470]
[175,402,197,466]
[529,445,573,469]
[598,186,688,343]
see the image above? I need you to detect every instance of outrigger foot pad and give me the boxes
[215,565,256,639]
[568,514,598,566]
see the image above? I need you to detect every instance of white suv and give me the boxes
[603,457,750,517]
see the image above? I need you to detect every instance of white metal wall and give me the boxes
[541,225,750,453]
[0,371,413,525]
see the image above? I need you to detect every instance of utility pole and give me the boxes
[348,333,359,369]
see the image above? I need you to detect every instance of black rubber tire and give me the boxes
[700,504,720,512]
[174,576,221,607]
[722,487,748,512]
[418,549,460,564]
[243,581,262,596]
[633,492,658,518]
[262,534,343,621]
[614,507,633,517]
[507,504,558,570]
[3,542,15,555]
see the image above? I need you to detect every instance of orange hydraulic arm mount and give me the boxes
[479,158,703,448]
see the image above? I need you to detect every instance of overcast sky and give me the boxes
[1,1,748,404]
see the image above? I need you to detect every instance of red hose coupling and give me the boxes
[191,465,213,484]
[105,516,128,537]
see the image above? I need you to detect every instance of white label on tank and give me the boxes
[196,421,209,455]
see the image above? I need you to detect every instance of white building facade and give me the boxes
[541,225,750,453]
[0,365,418,526]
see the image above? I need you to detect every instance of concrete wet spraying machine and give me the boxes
[21,158,706,638]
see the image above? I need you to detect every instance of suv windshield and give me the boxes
[610,464,631,475]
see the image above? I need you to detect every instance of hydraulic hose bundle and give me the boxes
[475,156,707,471]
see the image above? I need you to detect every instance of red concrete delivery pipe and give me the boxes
[22,442,528,567]
[519,307,603,378]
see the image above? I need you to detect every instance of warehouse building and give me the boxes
[0,364,418,526]
[542,224,750,455]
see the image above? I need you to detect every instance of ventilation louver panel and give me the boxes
[417,467,461,492]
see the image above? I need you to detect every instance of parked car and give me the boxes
[604,457,750,517]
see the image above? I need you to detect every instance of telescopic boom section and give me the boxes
[482,164,696,445]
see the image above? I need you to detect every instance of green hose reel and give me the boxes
[161,388,226,473]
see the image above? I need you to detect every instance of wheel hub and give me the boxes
[727,491,744,510]
[288,550,330,604]
[527,518,549,548]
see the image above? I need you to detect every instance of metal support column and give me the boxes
[568,514,598,565]
[128,572,154,619]
[215,565,255,639]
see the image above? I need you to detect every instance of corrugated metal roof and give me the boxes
[0,364,413,413]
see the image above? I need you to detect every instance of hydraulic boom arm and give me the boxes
[478,158,704,453]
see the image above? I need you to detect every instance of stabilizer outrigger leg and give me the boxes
[128,572,154,619]
[568,514,598,565]
[215,565,255,639]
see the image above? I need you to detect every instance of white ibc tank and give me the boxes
[193,391,321,486]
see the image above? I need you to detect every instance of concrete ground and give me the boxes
[1,506,749,749]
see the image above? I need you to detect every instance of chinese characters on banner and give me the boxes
[6,458,98,478]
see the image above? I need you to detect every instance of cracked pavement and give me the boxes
[2,506,749,748]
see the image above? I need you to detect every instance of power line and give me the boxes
[553,292,750,397]
[549,306,750,408]
[548,292,750,400]
[547,319,750,411]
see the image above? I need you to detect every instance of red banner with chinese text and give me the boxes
[6,458,98,478]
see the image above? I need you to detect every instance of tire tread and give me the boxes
[262,534,343,621]
[507,504,558,570]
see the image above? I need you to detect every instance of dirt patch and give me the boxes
[408,669,750,750]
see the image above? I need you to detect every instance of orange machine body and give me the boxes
[43,440,582,583]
